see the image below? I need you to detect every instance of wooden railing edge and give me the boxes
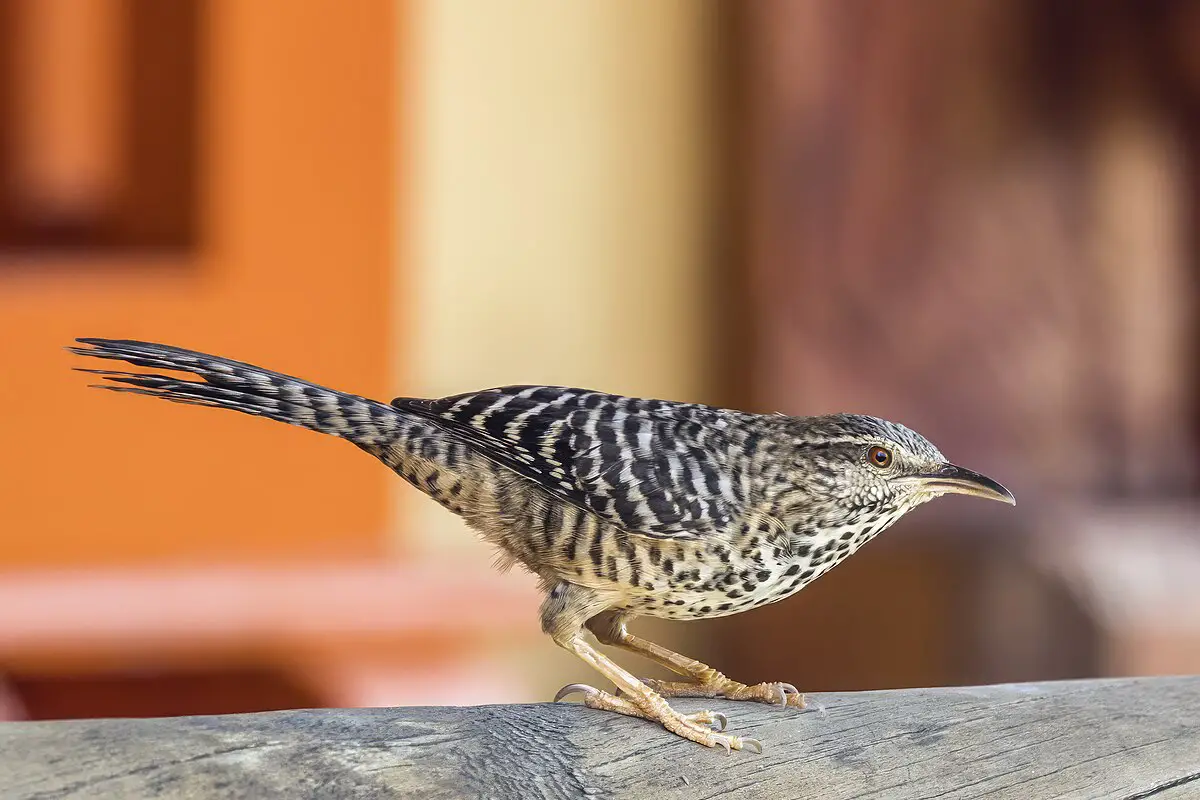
[2,676,1198,799]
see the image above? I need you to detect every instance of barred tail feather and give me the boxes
[69,338,402,449]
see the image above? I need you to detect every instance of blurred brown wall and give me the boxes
[716,0,1200,691]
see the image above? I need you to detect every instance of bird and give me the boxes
[69,337,1015,753]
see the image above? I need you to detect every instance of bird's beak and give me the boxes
[907,464,1016,506]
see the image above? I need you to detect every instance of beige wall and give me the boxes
[399,1,719,690]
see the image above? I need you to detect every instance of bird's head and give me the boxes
[776,414,1014,533]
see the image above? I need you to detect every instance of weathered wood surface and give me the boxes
[2,677,1198,799]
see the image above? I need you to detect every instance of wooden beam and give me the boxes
[1,676,1197,798]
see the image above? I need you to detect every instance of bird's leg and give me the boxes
[586,612,806,709]
[543,585,759,752]
[551,682,729,736]
[556,635,760,753]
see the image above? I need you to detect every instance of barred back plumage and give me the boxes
[69,336,1014,753]
[393,386,758,538]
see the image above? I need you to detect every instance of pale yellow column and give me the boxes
[400,1,717,559]
[397,1,720,693]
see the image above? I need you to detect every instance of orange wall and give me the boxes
[0,1,396,567]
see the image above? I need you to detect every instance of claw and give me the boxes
[740,737,763,754]
[554,683,597,703]
[712,712,728,732]
[714,738,731,755]
[777,682,800,705]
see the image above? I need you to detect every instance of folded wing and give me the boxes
[392,386,753,539]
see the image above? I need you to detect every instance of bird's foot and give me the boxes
[553,683,761,753]
[644,674,806,709]
[554,683,726,729]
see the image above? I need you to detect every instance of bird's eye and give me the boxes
[867,446,893,469]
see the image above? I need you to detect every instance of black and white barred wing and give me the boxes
[391,386,752,539]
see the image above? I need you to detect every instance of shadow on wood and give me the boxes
[1,677,1198,799]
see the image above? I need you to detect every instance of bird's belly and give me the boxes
[623,555,799,622]
[631,531,876,621]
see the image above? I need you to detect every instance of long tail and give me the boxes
[69,338,403,451]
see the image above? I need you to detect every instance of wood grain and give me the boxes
[1,676,1197,799]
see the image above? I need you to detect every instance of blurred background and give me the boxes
[0,0,1197,721]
